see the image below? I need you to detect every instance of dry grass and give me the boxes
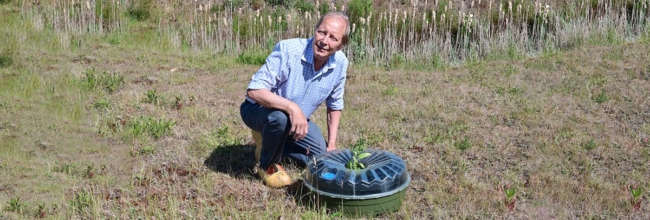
[1,1,650,219]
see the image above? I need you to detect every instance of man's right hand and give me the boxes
[288,104,308,141]
[247,89,309,141]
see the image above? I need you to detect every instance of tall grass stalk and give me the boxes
[22,1,650,67]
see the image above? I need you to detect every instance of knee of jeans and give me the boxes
[310,144,326,156]
[267,111,289,129]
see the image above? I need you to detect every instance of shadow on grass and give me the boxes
[204,144,321,208]
[203,144,257,178]
[287,179,309,199]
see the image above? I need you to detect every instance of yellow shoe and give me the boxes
[257,164,292,188]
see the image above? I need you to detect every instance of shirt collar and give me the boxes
[302,37,338,72]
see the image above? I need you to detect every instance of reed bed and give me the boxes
[18,0,650,67]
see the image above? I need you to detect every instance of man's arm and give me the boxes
[326,108,341,151]
[247,89,309,141]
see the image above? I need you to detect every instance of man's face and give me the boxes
[312,15,346,62]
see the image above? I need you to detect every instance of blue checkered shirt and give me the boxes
[246,38,348,119]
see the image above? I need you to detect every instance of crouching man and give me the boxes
[240,12,350,188]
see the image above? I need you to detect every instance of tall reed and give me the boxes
[20,0,650,67]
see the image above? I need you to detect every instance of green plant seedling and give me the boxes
[592,89,609,104]
[455,137,472,150]
[346,150,371,170]
[581,140,597,150]
[631,186,642,200]
[346,138,371,170]
[98,71,124,93]
[6,197,26,214]
[630,185,643,211]
[504,184,516,211]
[144,89,162,105]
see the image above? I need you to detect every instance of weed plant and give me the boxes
[503,185,517,211]
[144,89,163,106]
[630,185,643,211]
[128,116,175,139]
[83,68,124,93]
[5,198,26,215]
[236,49,268,65]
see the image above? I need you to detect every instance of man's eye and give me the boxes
[330,37,338,42]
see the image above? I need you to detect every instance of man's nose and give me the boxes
[321,36,330,45]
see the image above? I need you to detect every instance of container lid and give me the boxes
[303,149,410,199]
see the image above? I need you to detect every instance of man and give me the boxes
[240,12,350,188]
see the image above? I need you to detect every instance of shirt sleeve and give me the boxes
[247,42,286,90]
[326,58,347,110]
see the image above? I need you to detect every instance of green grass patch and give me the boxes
[92,98,112,111]
[83,68,125,94]
[4,197,27,215]
[581,139,598,151]
[236,50,267,65]
[0,52,13,67]
[68,189,94,215]
[143,89,164,106]
[128,116,176,139]
[454,137,472,151]
[592,89,610,104]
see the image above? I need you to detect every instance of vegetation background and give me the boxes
[1,0,649,219]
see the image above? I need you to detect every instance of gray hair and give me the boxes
[314,11,351,47]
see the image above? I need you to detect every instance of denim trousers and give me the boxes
[240,100,327,170]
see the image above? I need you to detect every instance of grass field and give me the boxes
[1,0,650,219]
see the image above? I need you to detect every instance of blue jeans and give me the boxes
[240,100,326,170]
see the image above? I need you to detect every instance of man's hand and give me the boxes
[247,89,310,141]
[326,144,337,152]
[288,105,308,141]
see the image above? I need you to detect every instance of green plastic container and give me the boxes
[312,187,407,217]
[303,149,410,217]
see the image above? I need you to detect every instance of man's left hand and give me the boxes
[326,144,336,152]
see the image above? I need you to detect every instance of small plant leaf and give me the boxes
[504,185,516,199]
[358,152,371,159]
[631,186,642,199]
